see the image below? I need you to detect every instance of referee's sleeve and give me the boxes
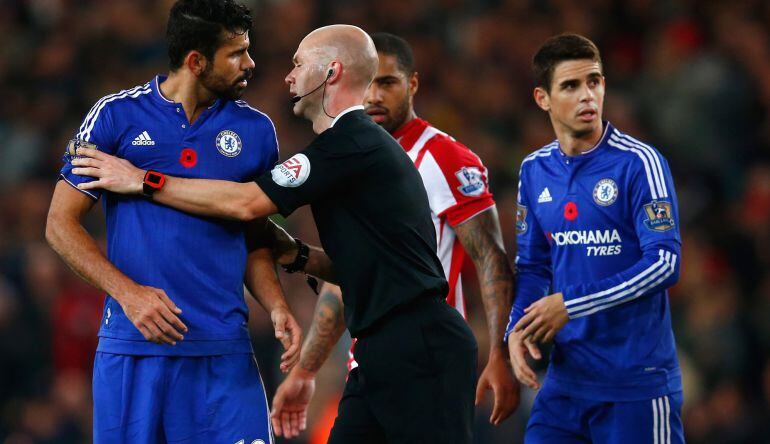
[255,139,363,217]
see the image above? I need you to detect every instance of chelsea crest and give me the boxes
[216,130,242,157]
[593,178,618,206]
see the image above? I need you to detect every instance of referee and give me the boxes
[71,24,478,443]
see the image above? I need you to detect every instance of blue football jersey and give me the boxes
[60,76,279,356]
[505,122,682,401]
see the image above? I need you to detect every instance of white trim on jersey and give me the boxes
[154,76,174,103]
[77,84,148,141]
[522,142,558,164]
[607,129,669,199]
[59,173,98,200]
[419,150,458,215]
[407,126,446,162]
[235,100,280,156]
[652,396,671,444]
[567,250,677,318]
[614,130,669,197]
[79,84,152,142]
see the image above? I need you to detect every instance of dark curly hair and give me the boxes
[166,0,252,71]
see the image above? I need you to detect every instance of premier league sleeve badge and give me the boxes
[643,201,675,231]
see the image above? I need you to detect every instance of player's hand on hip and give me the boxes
[120,285,188,345]
[270,367,315,439]
[475,351,520,425]
[507,329,541,390]
[514,292,569,344]
[271,305,303,373]
[71,148,144,195]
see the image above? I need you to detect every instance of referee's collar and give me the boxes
[330,105,365,127]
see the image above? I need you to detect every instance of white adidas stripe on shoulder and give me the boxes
[522,142,558,164]
[78,83,151,142]
[608,129,668,199]
[77,84,149,139]
[615,130,668,198]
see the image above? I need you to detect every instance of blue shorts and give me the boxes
[92,352,273,444]
[526,386,684,444]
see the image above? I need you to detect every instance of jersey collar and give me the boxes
[150,75,221,110]
[392,117,428,151]
[557,121,613,161]
[331,105,365,127]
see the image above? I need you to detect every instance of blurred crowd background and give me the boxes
[1,0,769,442]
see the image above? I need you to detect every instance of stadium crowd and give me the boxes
[1,0,769,442]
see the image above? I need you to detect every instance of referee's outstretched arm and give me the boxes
[72,146,279,221]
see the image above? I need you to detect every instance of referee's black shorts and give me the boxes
[328,296,478,444]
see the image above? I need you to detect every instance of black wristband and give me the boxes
[281,238,309,274]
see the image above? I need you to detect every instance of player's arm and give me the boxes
[453,206,519,424]
[515,154,682,342]
[244,218,302,373]
[46,181,187,345]
[271,283,347,438]
[70,147,276,221]
[504,165,553,390]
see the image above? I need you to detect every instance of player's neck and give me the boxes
[393,110,418,134]
[556,122,604,156]
[161,72,217,124]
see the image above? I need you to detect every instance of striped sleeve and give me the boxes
[417,137,495,226]
[561,137,681,319]
[60,84,150,200]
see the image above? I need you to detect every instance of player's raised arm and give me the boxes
[71,147,277,221]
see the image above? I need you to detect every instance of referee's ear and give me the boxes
[185,50,209,77]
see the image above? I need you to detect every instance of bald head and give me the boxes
[298,25,378,88]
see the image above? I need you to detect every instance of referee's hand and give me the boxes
[120,285,188,345]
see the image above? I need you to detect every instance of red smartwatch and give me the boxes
[142,170,166,198]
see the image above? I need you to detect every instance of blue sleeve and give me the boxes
[59,99,117,200]
[259,114,279,175]
[504,164,552,341]
[561,151,681,319]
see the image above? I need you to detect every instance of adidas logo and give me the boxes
[538,187,553,203]
[131,131,155,146]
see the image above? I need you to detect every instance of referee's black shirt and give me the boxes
[256,108,448,336]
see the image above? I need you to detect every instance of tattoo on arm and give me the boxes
[299,284,347,373]
[454,206,514,354]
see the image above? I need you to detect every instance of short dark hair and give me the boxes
[533,33,602,92]
[166,0,252,71]
[370,32,415,75]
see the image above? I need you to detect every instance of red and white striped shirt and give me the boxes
[348,118,495,370]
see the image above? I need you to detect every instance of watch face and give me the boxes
[145,171,165,188]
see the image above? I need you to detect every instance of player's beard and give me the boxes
[201,66,253,101]
[368,96,411,134]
